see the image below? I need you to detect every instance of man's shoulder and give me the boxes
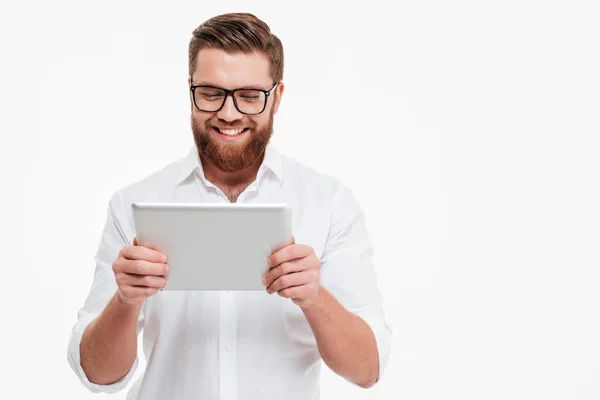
[281,153,345,192]
[279,153,360,214]
[111,153,188,204]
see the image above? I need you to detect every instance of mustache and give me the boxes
[205,119,257,130]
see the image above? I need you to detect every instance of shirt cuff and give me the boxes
[67,314,139,393]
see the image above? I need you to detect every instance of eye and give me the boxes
[198,89,224,100]
[236,90,263,102]
[240,96,260,102]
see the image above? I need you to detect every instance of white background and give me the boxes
[1,0,598,399]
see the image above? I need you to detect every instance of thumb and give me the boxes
[133,237,138,246]
[292,235,295,244]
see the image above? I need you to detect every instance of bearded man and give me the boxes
[68,12,391,400]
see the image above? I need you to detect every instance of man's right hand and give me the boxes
[112,237,169,305]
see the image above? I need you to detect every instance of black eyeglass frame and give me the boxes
[189,81,279,115]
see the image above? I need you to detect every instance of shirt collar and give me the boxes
[176,141,283,186]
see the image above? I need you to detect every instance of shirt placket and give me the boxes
[204,172,259,400]
[219,287,237,400]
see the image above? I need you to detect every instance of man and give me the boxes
[67,12,391,400]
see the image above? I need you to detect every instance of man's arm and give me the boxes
[80,238,168,384]
[264,236,383,388]
[68,193,167,392]
[301,286,379,388]
[80,292,142,385]
[264,184,391,388]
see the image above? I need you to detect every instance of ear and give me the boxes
[188,76,194,108]
[272,81,285,115]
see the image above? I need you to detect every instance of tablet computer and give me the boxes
[131,202,292,290]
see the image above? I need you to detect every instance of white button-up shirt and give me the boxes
[67,142,392,400]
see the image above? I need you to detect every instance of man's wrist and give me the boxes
[114,290,144,312]
[298,285,325,312]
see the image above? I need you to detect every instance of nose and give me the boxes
[216,93,243,122]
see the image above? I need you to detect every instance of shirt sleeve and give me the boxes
[319,183,392,387]
[66,192,145,393]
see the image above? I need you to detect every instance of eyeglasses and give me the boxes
[190,81,278,115]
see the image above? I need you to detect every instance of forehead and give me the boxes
[192,48,271,88]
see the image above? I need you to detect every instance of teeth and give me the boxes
[218,128,245,136]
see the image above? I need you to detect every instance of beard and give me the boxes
[191,108,275,173]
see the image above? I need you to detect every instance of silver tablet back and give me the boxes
[132,202,292,290]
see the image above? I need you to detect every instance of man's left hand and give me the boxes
[263,236,321,308]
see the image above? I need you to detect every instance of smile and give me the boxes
[211,126,250,141]
[215,127,249,136]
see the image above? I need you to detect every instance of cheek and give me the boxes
[248,116,265,128]
[192,111,212,127]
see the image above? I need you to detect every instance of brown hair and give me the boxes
[189,13,284,83]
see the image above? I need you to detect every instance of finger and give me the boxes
[278,285,310,299]
[119,285,161,300]
[121,259,169,276]
[132,237,162,253]
[263,260,306,287]
[120,273,167,289]
[268,244,311,268]
[267,271,311,294]
[121,245,167,263]
[292,235,295,244]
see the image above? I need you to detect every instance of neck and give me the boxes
[200,151,266,188]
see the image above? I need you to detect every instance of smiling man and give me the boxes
[189,47,281,202]
[67,12,391,400]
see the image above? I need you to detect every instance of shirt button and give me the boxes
[224,343,232,352]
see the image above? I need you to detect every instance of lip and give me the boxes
[211,126,249,141]
[214,127,246,131]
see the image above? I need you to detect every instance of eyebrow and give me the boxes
[192,80,272,91]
